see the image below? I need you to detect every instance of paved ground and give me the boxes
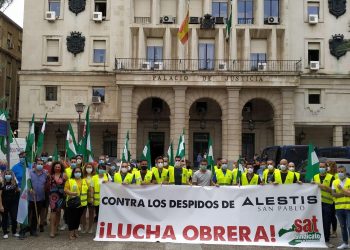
[0,228,341,249]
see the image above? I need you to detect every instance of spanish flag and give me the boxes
[177,9,189,44]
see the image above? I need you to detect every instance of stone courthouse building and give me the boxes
[19,0,350,162]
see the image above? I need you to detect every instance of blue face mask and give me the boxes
[338,173,346,180]
[20,158,26,164]
[4,175,12,181]
[111,166,116,171]
[36,164,43,171]
[71,163,77,169]
[41,157,48,162]
[319,168,326,174]
[99,160,105,165]
[74,172,81,179]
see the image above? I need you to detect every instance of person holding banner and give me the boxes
[64,166,88,240]
[312,160,335,248]
[288,162,301,181]
[134,159,153,185]
[192,159,212,186]
[114,162,135,184]
[212,158,233,186]
[168,156,188,185]
[257,161,267,181]
[152,157,169,184]
[271,159,300,185]
[241,162,262,186]
[332,165,350,249]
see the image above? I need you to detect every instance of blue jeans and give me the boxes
[336,209,350,243]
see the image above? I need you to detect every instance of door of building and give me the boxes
[193,132,209,168]
[149,132,165,165]
[242,133,255,160]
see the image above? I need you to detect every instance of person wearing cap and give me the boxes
[152,156,169,184]
[212,158,233,186]
[270,159,300,185]
[65,156,77,179]
[114,162,135,184]
[288,162,301,182]
[134,159,153,185]
[240,162,262,186]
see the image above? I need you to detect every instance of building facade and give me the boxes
[0,11,22,125]
[19,0,350,163]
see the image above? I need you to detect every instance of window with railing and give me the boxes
[250,53,267,70]
[238,0,254,24]
[199,43,215,70]
[134,0,151,23]
[147,46,163,67]
[212,1,228,18]
[264,0,279,23]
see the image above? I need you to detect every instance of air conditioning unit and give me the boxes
[258,62,267,71]
[45,11,56,21]
[142,61,151,70]
[189,17,200,24]
[215,16,225,24]
[310,61,320,70]
[154,62,163,70]
[160,15,175,24]
[267,16,279,24]
[308,14,318,24]
[92,96,102,104]
[218,62,227,71]
[93,12,103,22]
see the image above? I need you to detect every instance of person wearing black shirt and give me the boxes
[0,170,20,238]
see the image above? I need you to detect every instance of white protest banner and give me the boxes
[95,183,326,248]
[0,138,26,168]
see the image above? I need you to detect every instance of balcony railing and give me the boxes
[115,58,302,73]
[134,17,151,24]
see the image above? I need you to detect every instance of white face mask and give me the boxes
[163,162,168,167]
[174,161,180,167]
[86,168,92,174]
[289,167,295,172]
[247,168,254,174]
[268,165,274,170]
[280,165,287,171]
[222,164,228,170]
[121,167,128,174]
[77,159,82,164]
[158,163,164,168]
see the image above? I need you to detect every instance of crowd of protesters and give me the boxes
[0,151,348,248]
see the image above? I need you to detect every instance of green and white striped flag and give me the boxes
[36,113,47,157]
[225,0,232,39]
[17,160,31,225]
[305,144,320,182]
[53,144,59,162]
[167,141,174,166]
[121,131,130,162]
[82,106,93,162]
[176,130,185,159]
[66,123,77,158]
[24,114,35,163]
[237,156,244,184]
[141,140,152,170]
[207,137,214,171]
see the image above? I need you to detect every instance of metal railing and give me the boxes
[115,58,302,73]
[134,17,151,24]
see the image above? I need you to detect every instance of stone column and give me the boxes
[281,89,295,144]
[230,28,237,60]
[172,86,187,156]
[152,0,160,25]
[218,28,225,61]
[270,28,277,60]
[118,86,134,159]
[231,0,237,25]
[191,28,198,70]
[256,0,264,26]
[227,87,241,160]
[244,28,250,60]
[274,116,283,145]
[164,28,172,60]
[333,126,343,146]
[203,0,211,14]
[138,27,146,58]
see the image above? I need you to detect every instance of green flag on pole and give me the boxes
[305,144,320,182]
[141,140,152,170]
[237,156,245,184]
[225,1,232,39]
[121,131,130,162]
[53,144,59,162]
[25,114,35,163]
[176,130,185,159]
[207,137,214,171]
[167,141,174,166]
[36,113,47,157]
[66,123,78,159]
[82,106,93,162]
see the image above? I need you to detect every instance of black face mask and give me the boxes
[141,166,148,171]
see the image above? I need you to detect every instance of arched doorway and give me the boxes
[242,98,274,160]
[137,97,171,164]
[189,98,222,168]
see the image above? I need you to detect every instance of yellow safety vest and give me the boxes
[263,168,281,183]
[241,173,259,186]
[295,172,300,181]
[232,169,238,184]
[187,169,193,180]
[166,166,175,180]
[113,172,134,184]
[134,170,153,185]
[92,174,108,206]
[333,178,350,210]
[132,168,139,174]
[169,167,188,184]
[152,168,169,184]
[67,178,88,207]
[65,167,73,179]
[216,169,233,185]
[274,171,295,184]
[313,174,334,204]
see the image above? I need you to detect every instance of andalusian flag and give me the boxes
[24,114,35,163]
[176,130,185,159]
[121,131,130,162]
[141,140,152,170]
[207,137,214,171]
[53,144,59,162]
[36,114,47,157]
[305,144,320,182]
[81,106,93,162]
[177,6,189,44]
[237,156,245,184]
[226,1,232,39]
[17,160,31,225]
[66,123,77,158]
[167,141,174,166]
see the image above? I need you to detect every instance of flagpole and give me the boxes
[6,119,10,170]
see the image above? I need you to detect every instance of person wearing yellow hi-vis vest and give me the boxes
[114,162,135,184]
[312,161,335,248]
[152,156,169,184]
[288,162,301,182]
[186,161,193,184]
[332,165,350,249]
[212,159,233,186]
[134,160,153,185]
[64,167,88,240]
[81,163,95,234]
[168,156,188,185]
[270,159,300,185]
[241,163,262,186]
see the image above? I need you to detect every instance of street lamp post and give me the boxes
[75,103,86,143]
